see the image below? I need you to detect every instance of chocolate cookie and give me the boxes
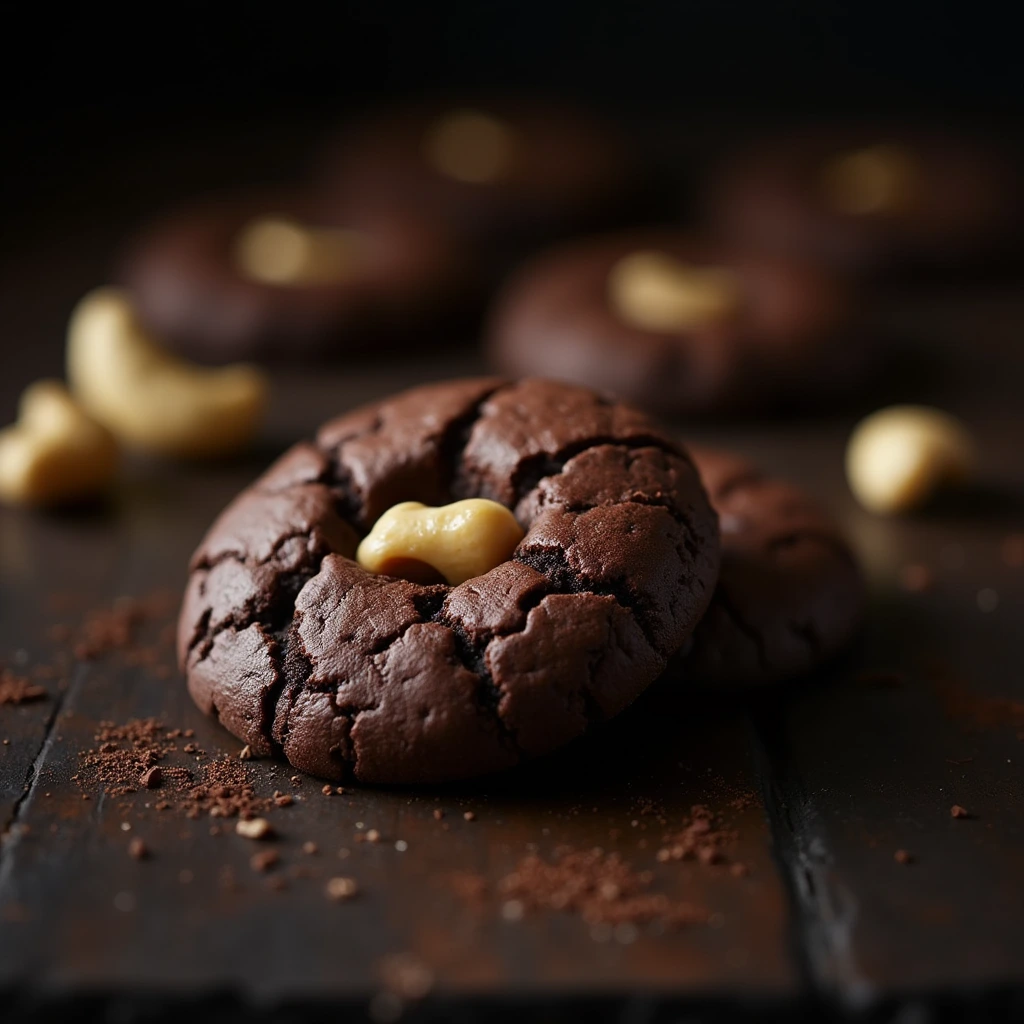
[319,101,635,260]
[178,378,720,784]
[682,447,864,686]
[488,231,865,417]
[706,127,1021,278]
[119,191,471,363]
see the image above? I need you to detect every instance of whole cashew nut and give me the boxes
[0,380,118,507]
[356,499,525,585]
[608,251,742,332]
[846,405,974,515]
[66,288,268,458]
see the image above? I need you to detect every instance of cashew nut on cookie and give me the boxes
[357,499,525,585]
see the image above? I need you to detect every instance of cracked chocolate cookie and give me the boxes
[177,378,720,784]
[318,101,635,265]
[706,127,1021,279]
[119,190,470,363]
[681,447,864,686]
[487,230,867,417]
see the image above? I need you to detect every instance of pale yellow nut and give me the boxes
[0,380,118,507]
[234,217,365,286]
[356,499,525,585]
[66,288,268,459]
[846,405,974,515]
[820,144,918,216]
[608,251,742,333]
[423,109,518,184]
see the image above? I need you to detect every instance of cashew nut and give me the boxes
[234,217,364,286]
[356,499,525,585]
[820,144,918,216]
[66,288,268,459]
[846,405,974,515]
[423,109,518,184]
[608,251,742,332]
[0,380,118,507]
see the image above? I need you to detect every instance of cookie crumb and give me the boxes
[378,952,434,1000]
[239,745,252,760]
[140,766,162,789]
[250,850,280,873]
[273,792,294,808]
[365,828,381,843]
[326,876,359,901]
[463,811,476,822]
[236,818,273,840]
[336,786,346,795]
[432,808,445,820]
[894,849,914,865]
[950,805,971,819]
[0,671,47,705]
[128,838,149,860]
[322,784,333,796]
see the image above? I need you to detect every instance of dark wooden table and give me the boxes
[2,129,1024,1022]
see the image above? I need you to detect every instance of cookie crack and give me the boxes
[507,434,682,508]
[513,545,662,657]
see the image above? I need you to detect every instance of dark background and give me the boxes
[3,2,1022,221]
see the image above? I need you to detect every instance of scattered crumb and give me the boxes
[239,745,252,760]
[495,846,709,929]
[463,811,476,822]
[302,841,319,855]
[365,829,381,844]
[0,670,47,705]
[378,952,434,1000]
[322,784,333,796]
[236,818,273,840]
[140,766,162,789]
[326,876,359,901]
[250,850,280,873]
[433,809,445,821]
[128,838,149,860]
[950,805,971,819]
[894,849,914,865]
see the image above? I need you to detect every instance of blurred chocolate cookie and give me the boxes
[682,447,864,686]
[487,230,866,417]
[706,127,1021,278]
[178,378,721,784]
[318,100,636,260]
[118,191,471,363]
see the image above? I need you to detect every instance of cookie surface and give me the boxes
[488,230,864,417]
[706,127,1021,278]
[119,191,470,363]
[178,378,720,784]
[682,447,864,686]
